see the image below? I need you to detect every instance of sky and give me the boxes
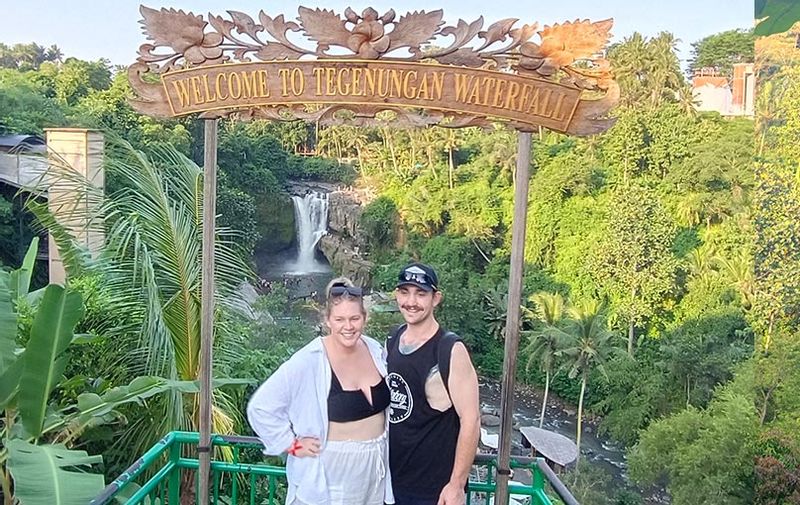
[4,0,753,68]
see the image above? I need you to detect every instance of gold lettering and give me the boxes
[364,68,376,95]
[518,84,532,112]
[525,87,541,115]
[312,68,324,95]
[377,69,390,97]
[337,67,351,95]
[430,72,444,101]
[481,77,496,106]
[239,71,258,98]
[201,74,217,104]
[279,68,291,96]
[172,79,191,108]
[289,68,305,95]
[190,76,205,105]
[351,68,363,96]
[257,70,270,98]
[215,73,228,101]
[417,74,430,100]
[454,74,473,102]
[228,72,242,99]
[467,78,482,105]
[504,81,520,110]
[538,89,552,116]
[492,79,508,108]
[325,68,336,96]
[402,70,417,99]
[389,69,403,98]
[550,92,566,120]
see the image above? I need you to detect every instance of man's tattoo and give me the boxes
[399,340,423,355]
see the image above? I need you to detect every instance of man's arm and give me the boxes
[438,342,480,505]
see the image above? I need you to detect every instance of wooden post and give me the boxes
[495,131,532,505]
[198,118,218,504]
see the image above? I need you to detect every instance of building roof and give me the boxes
[519,426,578,467]
[692,75,728,88]
[0,134,46,152]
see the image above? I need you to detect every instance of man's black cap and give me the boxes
[396,262,439,292]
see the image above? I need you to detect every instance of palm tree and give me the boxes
[28,139,252,466]
[559,300,619,458]
[715,250,754,309]
[522,292,566,428]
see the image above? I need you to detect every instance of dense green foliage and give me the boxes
[688,29,755,78]
[750,28,800,504]
[0,25,777,504]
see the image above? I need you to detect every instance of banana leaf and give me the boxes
[18,284,84,438]
[9,237,39,299]
[0,270,15,376]
[6,439,104,505]
[0,355,24,410]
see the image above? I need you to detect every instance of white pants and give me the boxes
[316,432,388,505]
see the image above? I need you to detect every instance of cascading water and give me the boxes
[288,191,330,273]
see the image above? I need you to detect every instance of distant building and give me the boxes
[692,63,754,117]
[0,134,46,189]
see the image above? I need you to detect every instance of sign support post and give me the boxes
[199,118,218,503]
[494,131,532,505]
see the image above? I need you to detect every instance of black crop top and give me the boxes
[328,368,390,423]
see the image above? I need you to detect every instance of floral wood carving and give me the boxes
[130,5,619,135]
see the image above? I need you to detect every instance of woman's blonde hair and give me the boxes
[323,276,367,319]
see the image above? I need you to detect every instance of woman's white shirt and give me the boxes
[247,335,394,505]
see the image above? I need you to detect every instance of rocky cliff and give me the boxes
[318,190,374,286]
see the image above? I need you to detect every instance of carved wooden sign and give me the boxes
[129,5,619,135]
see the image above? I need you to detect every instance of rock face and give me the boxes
[318,190,374,286]
[327,192,364,245]
[255,193,295,253]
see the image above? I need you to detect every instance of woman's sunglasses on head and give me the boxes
[329,285,363,297]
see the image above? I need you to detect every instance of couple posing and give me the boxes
[248,262,481,505]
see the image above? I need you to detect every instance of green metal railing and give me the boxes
[93,431,573,505]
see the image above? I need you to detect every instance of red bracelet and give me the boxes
[287,439,302,456]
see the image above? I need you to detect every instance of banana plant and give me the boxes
[0,240,168,505]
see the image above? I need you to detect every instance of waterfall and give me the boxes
[289,191,329,273]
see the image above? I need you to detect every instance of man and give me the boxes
[386,262,481,505]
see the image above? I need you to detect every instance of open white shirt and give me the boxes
[247,335,394,505]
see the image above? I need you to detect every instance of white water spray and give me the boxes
[288,191,329,273]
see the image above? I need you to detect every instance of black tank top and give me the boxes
[387,327,461,499]
[327,368,390,423]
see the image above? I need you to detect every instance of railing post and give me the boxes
[169,438,181,504]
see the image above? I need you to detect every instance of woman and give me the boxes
[247,278,394,505]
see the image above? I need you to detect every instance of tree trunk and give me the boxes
[760,388,774,425]
[686,376,691,407]
[448,146,454,190]
[627,318,635,356]
[576,375,586,462]
[539,369,550,428]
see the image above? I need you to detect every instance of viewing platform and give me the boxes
[92,431,579,505]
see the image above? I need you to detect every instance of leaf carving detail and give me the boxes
[537,18,613,66]
[297,7,351,48]
[139,6,207,53]
[227,10,261,38]
[478,18,518,50]
[388,10,445,52]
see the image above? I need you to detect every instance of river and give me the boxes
[479,379,668,504]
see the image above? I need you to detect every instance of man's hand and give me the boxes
[437,481,466,505]
[292,436,321,458]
